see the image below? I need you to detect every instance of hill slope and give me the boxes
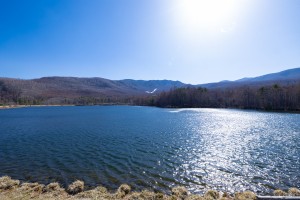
[1,67,300,105]
[0,77,185,104]
[199,67,300,88]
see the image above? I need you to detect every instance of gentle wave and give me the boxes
[0,106,299,194]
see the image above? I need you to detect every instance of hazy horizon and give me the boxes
[1,0,300,84]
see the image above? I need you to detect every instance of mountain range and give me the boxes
[0,67,300,104]
[199,67,300,88]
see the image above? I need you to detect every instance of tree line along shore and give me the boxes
[142,84,300,111]
[1,83,300,112]
[0,176,300,200]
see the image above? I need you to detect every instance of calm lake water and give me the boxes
[0,106,299,194]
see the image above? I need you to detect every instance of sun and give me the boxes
[172,0,240,35]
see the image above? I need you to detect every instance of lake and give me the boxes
[0,106,299,194]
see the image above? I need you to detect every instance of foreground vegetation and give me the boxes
[1,176,300,200]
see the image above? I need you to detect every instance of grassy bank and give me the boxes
[0,176,300,200]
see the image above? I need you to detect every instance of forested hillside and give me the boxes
[150,83,300,111]
[1,68,300,111]
[0,77,184,105]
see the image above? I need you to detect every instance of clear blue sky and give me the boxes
[0,0,299,84]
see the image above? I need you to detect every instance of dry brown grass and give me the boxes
[1,176,300,200]
[186,194,204,200]
[125,190,166,200]
[75,185,111,199]
[273,189,287,196]
[0,176,20,190]
[288,188,300,196]
[116,184,132,198]
[204,190,220,200]
[67,180,84,195]
[43,182,62,192]
[234,191,256,200]
[172,186,189,199]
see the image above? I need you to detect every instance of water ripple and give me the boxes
[0,106,299,194]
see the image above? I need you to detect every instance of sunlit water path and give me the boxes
[0,106,299,194]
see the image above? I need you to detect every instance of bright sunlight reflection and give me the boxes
[173,0,242,36]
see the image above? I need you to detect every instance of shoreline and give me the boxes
[1,104,300,114]
[0,105,75,109]
[0,105,27,109]
[0,176,300,200]
[0,103,130,109]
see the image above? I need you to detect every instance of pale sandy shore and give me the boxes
[0,105,26,109]
[0,176,300,200]
[0,105,75,109]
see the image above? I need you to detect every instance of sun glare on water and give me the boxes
[172,0,243,36]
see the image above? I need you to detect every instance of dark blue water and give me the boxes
[0,106,299,194]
